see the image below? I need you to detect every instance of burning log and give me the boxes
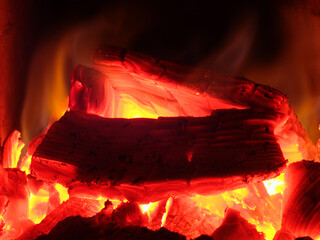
[31,109,286,203]
[281,160,320,239]
[92,46,290,114]
[70,48,290,119]
[71,46,316,162]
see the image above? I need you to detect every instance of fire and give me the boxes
[190,182,283,240]
[0,114,314,239]
[263,174,285,196]
[161,197,173,227]
[2,130,25,169]
[0,84,301,239]
[28,190,50,224]
[54,183,69,204]
[2,28,317,239]
[140,201,160,217]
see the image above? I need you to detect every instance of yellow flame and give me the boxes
[21,34,69,144]
[3,131,25,169]
[12,136,25,169]
[54,183,69,204]
[263,174,285,196]
[28,190,50,224]
[109,199,123,209]
[140,202,152,213]
[191,182,284,240]
[161,197,173,227]
[116,95,159,119]
[139,201,160,218]
[20,155,32,175]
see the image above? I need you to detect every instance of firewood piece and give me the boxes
[93,45,290,115]
[281,160,320,239]
[70,64,239,119]
[31,109,286,203]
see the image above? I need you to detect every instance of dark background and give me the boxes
[28,0,285,66]
[2,0,319,144]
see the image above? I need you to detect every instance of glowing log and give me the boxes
[71,47,316,162]
[92,46,290,115]
[31,109,286,203]
[281,160,320,239]
[70,63,243,119]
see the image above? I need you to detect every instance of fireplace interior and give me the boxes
[0,1,320,240]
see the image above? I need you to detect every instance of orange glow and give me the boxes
[139,201,160,218]
[140,202,152,212]
[116,94,160,119]
[263,174,285,196]
[20,155,32,175]
[21,33,70,144]
[161,197,173,227]
[72,64,243,120]
[28,189,50,224]
[2,130,25,168]
[54,183,69,204]
[0,216,5,230]
[3,25,313,239]
[190,182,284,240]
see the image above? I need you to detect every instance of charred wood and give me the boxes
[31,109,286,203]
[281,160,320,239]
